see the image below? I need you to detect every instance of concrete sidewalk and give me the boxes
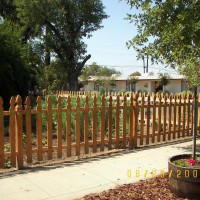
[0,139,199,200]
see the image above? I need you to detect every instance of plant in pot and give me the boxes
[124,0,200,199]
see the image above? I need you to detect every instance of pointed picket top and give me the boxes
[25,96,31,108]
[141,93,145,105]
[93,95,97,107]
[36,96,41,104]
[133,92,138,100]
[130,94,133,105]
[101,95,105,107]
[164,93,168,103]
[47,96,52,110]
[85,96,89,107]
[15,95,22,111]
[147,93,150,100]
[123,95,127,105]
[108,95,112,106]
[76,95,80,107]
[67,96,71,109]
[57,96,62,107]
[9,96,15,111]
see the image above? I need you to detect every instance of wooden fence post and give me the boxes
[177,94,181,138]
[9,97,16,167]
[25,97,32,163]
[182,94,186,137]
[0,97,4,167]
[57,96,62,158]
[198,94,200,135]
[15,95,23,169]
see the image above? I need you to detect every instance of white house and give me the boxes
[83,73,192,94]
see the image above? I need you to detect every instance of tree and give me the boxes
[81,62,121,78]
[158,73,170,93]
[124,0,200,160]
[0,21,32,108]
[15,0,108,90]
[130,71,141,76]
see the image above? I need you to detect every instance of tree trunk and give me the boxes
[45,25,51,66]
[68,73,79,91]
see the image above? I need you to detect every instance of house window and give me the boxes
[126,82,135,92]
[94,83,99,91]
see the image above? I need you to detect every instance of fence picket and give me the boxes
[100,96,105,151]
[25,97,32,163]
[84,96,89,154]
[182,94,186,137]
[173,95,177,139]
[168,94,172,140]
[122,95,127,148]
[152,94,156,143]
[66,96,71,157]
[140,95,145,145]
[157,94,162,143]
[76,96,80,156]
[108,96,112,150]
[0,97,4,167]
[129,95,133,149]
[47,96,53,160]
[57,97,62,158]
[92,95,97,153]
[186,94,190,136]
[36,96,43,161]
[15,95,23,169]
[163,94,167,142]
[133,93,138,148]
[115,95,120,149]
[146,94,150,145]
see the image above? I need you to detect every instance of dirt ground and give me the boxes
[80,175,190,200]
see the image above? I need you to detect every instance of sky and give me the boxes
[84,0,178,76]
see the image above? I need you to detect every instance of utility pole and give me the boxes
[142,54,149,73]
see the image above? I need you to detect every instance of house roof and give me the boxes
[86,74,184,81]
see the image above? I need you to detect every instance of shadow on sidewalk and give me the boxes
[0,138,199,179]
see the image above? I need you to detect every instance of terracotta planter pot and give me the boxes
[168,154,200,199]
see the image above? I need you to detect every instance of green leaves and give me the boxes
[125,0,200,87]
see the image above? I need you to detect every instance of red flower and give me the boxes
[187,159,195,166]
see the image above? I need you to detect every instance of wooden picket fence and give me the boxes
[56,90,128,97]
[0,93,199,169]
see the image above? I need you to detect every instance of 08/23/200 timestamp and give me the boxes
[127,169,199,179]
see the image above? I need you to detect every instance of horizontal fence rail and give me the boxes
[0,93,199,169]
